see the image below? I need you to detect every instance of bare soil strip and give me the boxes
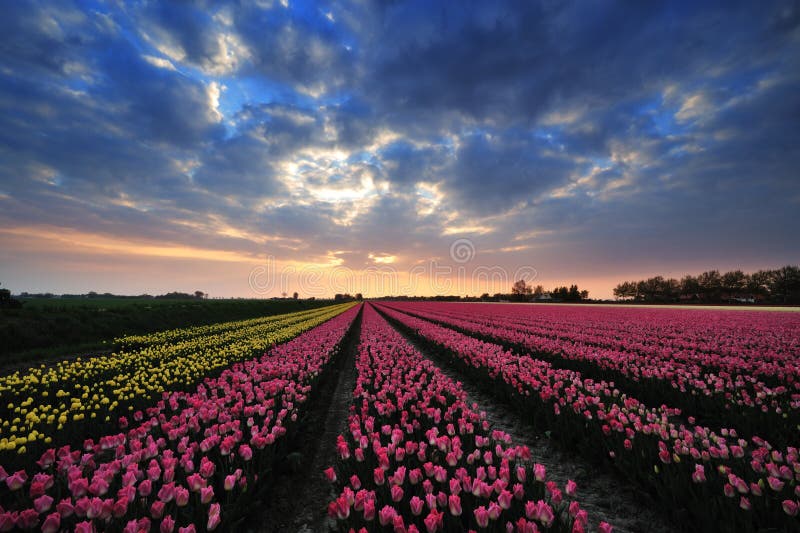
[375,304,677,533]
[244,310,362,533]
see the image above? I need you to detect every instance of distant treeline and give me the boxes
[17,290,209,300]
[334,293,363,301]
[380,280,590,303]
[613,265,800,304]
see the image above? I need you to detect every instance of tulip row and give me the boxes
[382,302,799,446]
[325,304,603,533]
[403,302,800,387]
[0,304,361,532]
[114,305,332,350]
[0,303,354,461]
[429,303,799,379]
[374,303,800,532]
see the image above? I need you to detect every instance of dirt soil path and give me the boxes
[244,312,361,533]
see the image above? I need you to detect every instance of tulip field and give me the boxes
[371,302,800,532]
[0,301,798,532]
[324,304,602,533]
[0,302,359,531]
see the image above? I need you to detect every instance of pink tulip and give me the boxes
[86,498,103,519]
[363,499,376,521]
[207,503,221,531]
[391,485,404,502]
[379,505,396,526]
[74,521,95,533]
[740,497,751,511]
[474,506,489,528]
[238,444,253,461]
[410,496,425,516]
[0,512,14,532]
[324,467,337,483]
[175,486,190,507]
[41,512,60,533]
[535,501,554,526]
[199,458,215,478]
[448,494,462,516]
[334,496,350,520]
[724,483,735,498]
[57,499,74,518]
[767,476,785,492]
[33,494,54,513]
[158,482,176,502]
[565,479,577,496]
[150,500,165,519]
[783,500,799,516]
[498,489,512,510]
[518,518,538,533]
[160,515,175,533]
[692,464,705,483]
[6,470,27,491]
[113,497,129,518]
[200,485,214,504]
[186,473,205,492]
[16,509,39,530]
[37,449,56,469]
[138,479,152,497]
[423,509,442,533]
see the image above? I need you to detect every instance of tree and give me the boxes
[533,285,545,298]
[680,275,700,300]
[721,271,747,298]
[768,265,800,303]
[194,291,206,299]
[355,293,363,301]
[697,270,722,301]
[0,283,22,309]
[613,281,638,300]
[552,286,567,299]
[511,280,533,296]
[292,292,299,300]
[748,270,771,298]
[0,285,11,304]
[567,285,580,300]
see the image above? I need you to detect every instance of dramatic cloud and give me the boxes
[0,0,798,297]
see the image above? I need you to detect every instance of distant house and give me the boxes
[534,294,553,302]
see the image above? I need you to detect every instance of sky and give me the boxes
[0,0,798,299]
